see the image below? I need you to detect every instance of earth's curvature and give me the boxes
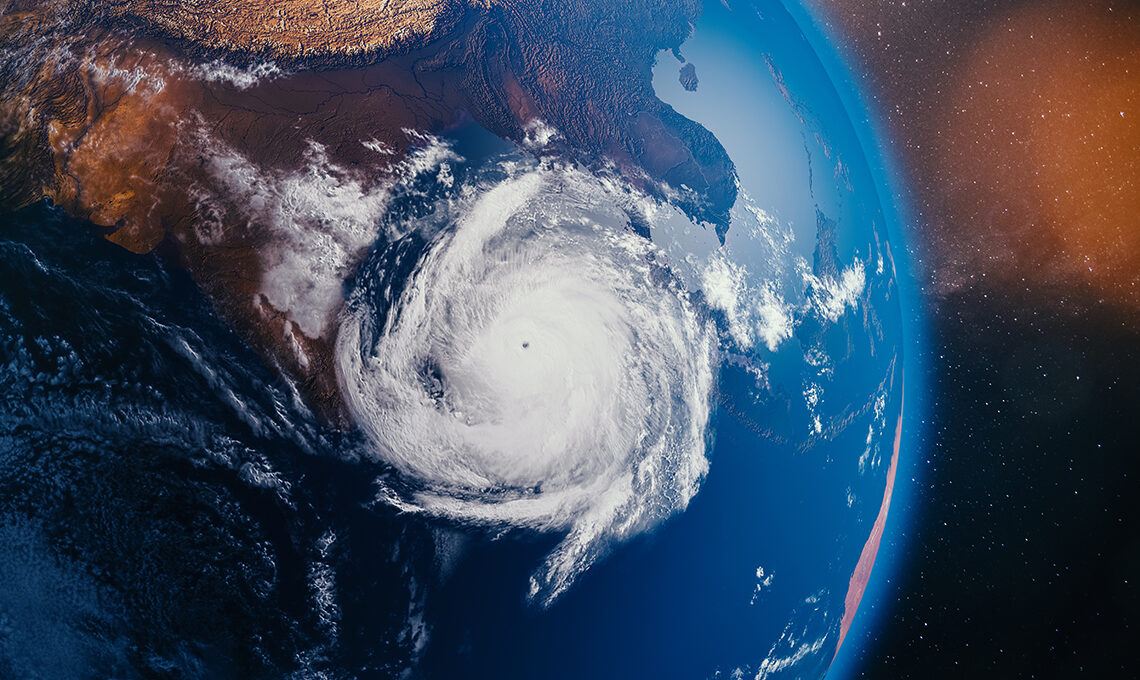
[0,1,909,679]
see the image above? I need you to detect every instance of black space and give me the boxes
[857,284,1139,678]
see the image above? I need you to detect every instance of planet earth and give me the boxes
[0,0,908,678]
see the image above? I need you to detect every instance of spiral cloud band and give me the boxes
[337,160,717,606]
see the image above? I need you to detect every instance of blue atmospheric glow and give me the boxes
[775,2,932,677]
[654,1,929,676]
[0,1,927,676]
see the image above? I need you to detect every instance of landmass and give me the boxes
[0,0,737,423]
[834,386,903,660]
[679,62,699,91]
[95,0,466,60]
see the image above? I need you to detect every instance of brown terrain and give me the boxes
[97,0,470,60]
[835,384,902,660]
[0,0,736,423]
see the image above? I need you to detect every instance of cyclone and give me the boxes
[336,159,718,605]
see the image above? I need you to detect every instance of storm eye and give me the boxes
[336,164,718,608]
[419,359,445,401]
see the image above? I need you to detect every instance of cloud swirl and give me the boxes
[337,161,717,605]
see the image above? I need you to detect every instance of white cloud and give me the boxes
[82,49,169,95]
[699,251,797,354]
[804,259,866,323]
[196,133,458,338]
[755,284,794,351]
[308,530,340,637]
[361,139,396,155]
[702,254,753,347]
[751,565,775,604]
[189,60,284,89]
[523,119,562,149]
[339,160,717,607]
[754,634,827,679]
[753,590,832,680]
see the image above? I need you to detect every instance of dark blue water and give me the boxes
[0,204,438,678]
[0,1,913,676]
